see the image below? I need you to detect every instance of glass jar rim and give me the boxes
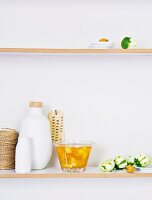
[54,140,94,147]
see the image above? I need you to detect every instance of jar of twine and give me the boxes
[0,128,18,169]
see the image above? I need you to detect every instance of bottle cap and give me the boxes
[29,101,43,108]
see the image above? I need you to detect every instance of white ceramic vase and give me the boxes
[15,137,31,173]
[19,102,52,169]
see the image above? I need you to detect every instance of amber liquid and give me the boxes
[56,145,92,172]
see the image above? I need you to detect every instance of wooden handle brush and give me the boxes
[48,110,64,143]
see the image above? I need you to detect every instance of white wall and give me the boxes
[0,0,152,199]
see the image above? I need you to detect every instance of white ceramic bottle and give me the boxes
[15,137,31,173]
[20,102,52,169]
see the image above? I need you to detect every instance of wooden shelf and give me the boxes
[0,48,152,54]
[1,167,152,178]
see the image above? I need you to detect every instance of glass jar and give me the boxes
[55,141,93,172]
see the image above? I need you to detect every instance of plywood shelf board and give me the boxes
[0,48,152,54]
[1,167,152,178]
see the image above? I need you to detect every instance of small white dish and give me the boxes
[89,42,115,49]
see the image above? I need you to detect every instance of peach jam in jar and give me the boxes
[55,141,93,172]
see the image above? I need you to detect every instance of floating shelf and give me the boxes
[1,167,152,178]
[0,48,152,54]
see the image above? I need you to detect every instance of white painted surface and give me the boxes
[0,0,152,199]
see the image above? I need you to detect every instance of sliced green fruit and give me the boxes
[115,156,127,169]
[134,154,149,167]
[98,159,115,172]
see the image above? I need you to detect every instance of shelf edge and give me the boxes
[0,48,152,54]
